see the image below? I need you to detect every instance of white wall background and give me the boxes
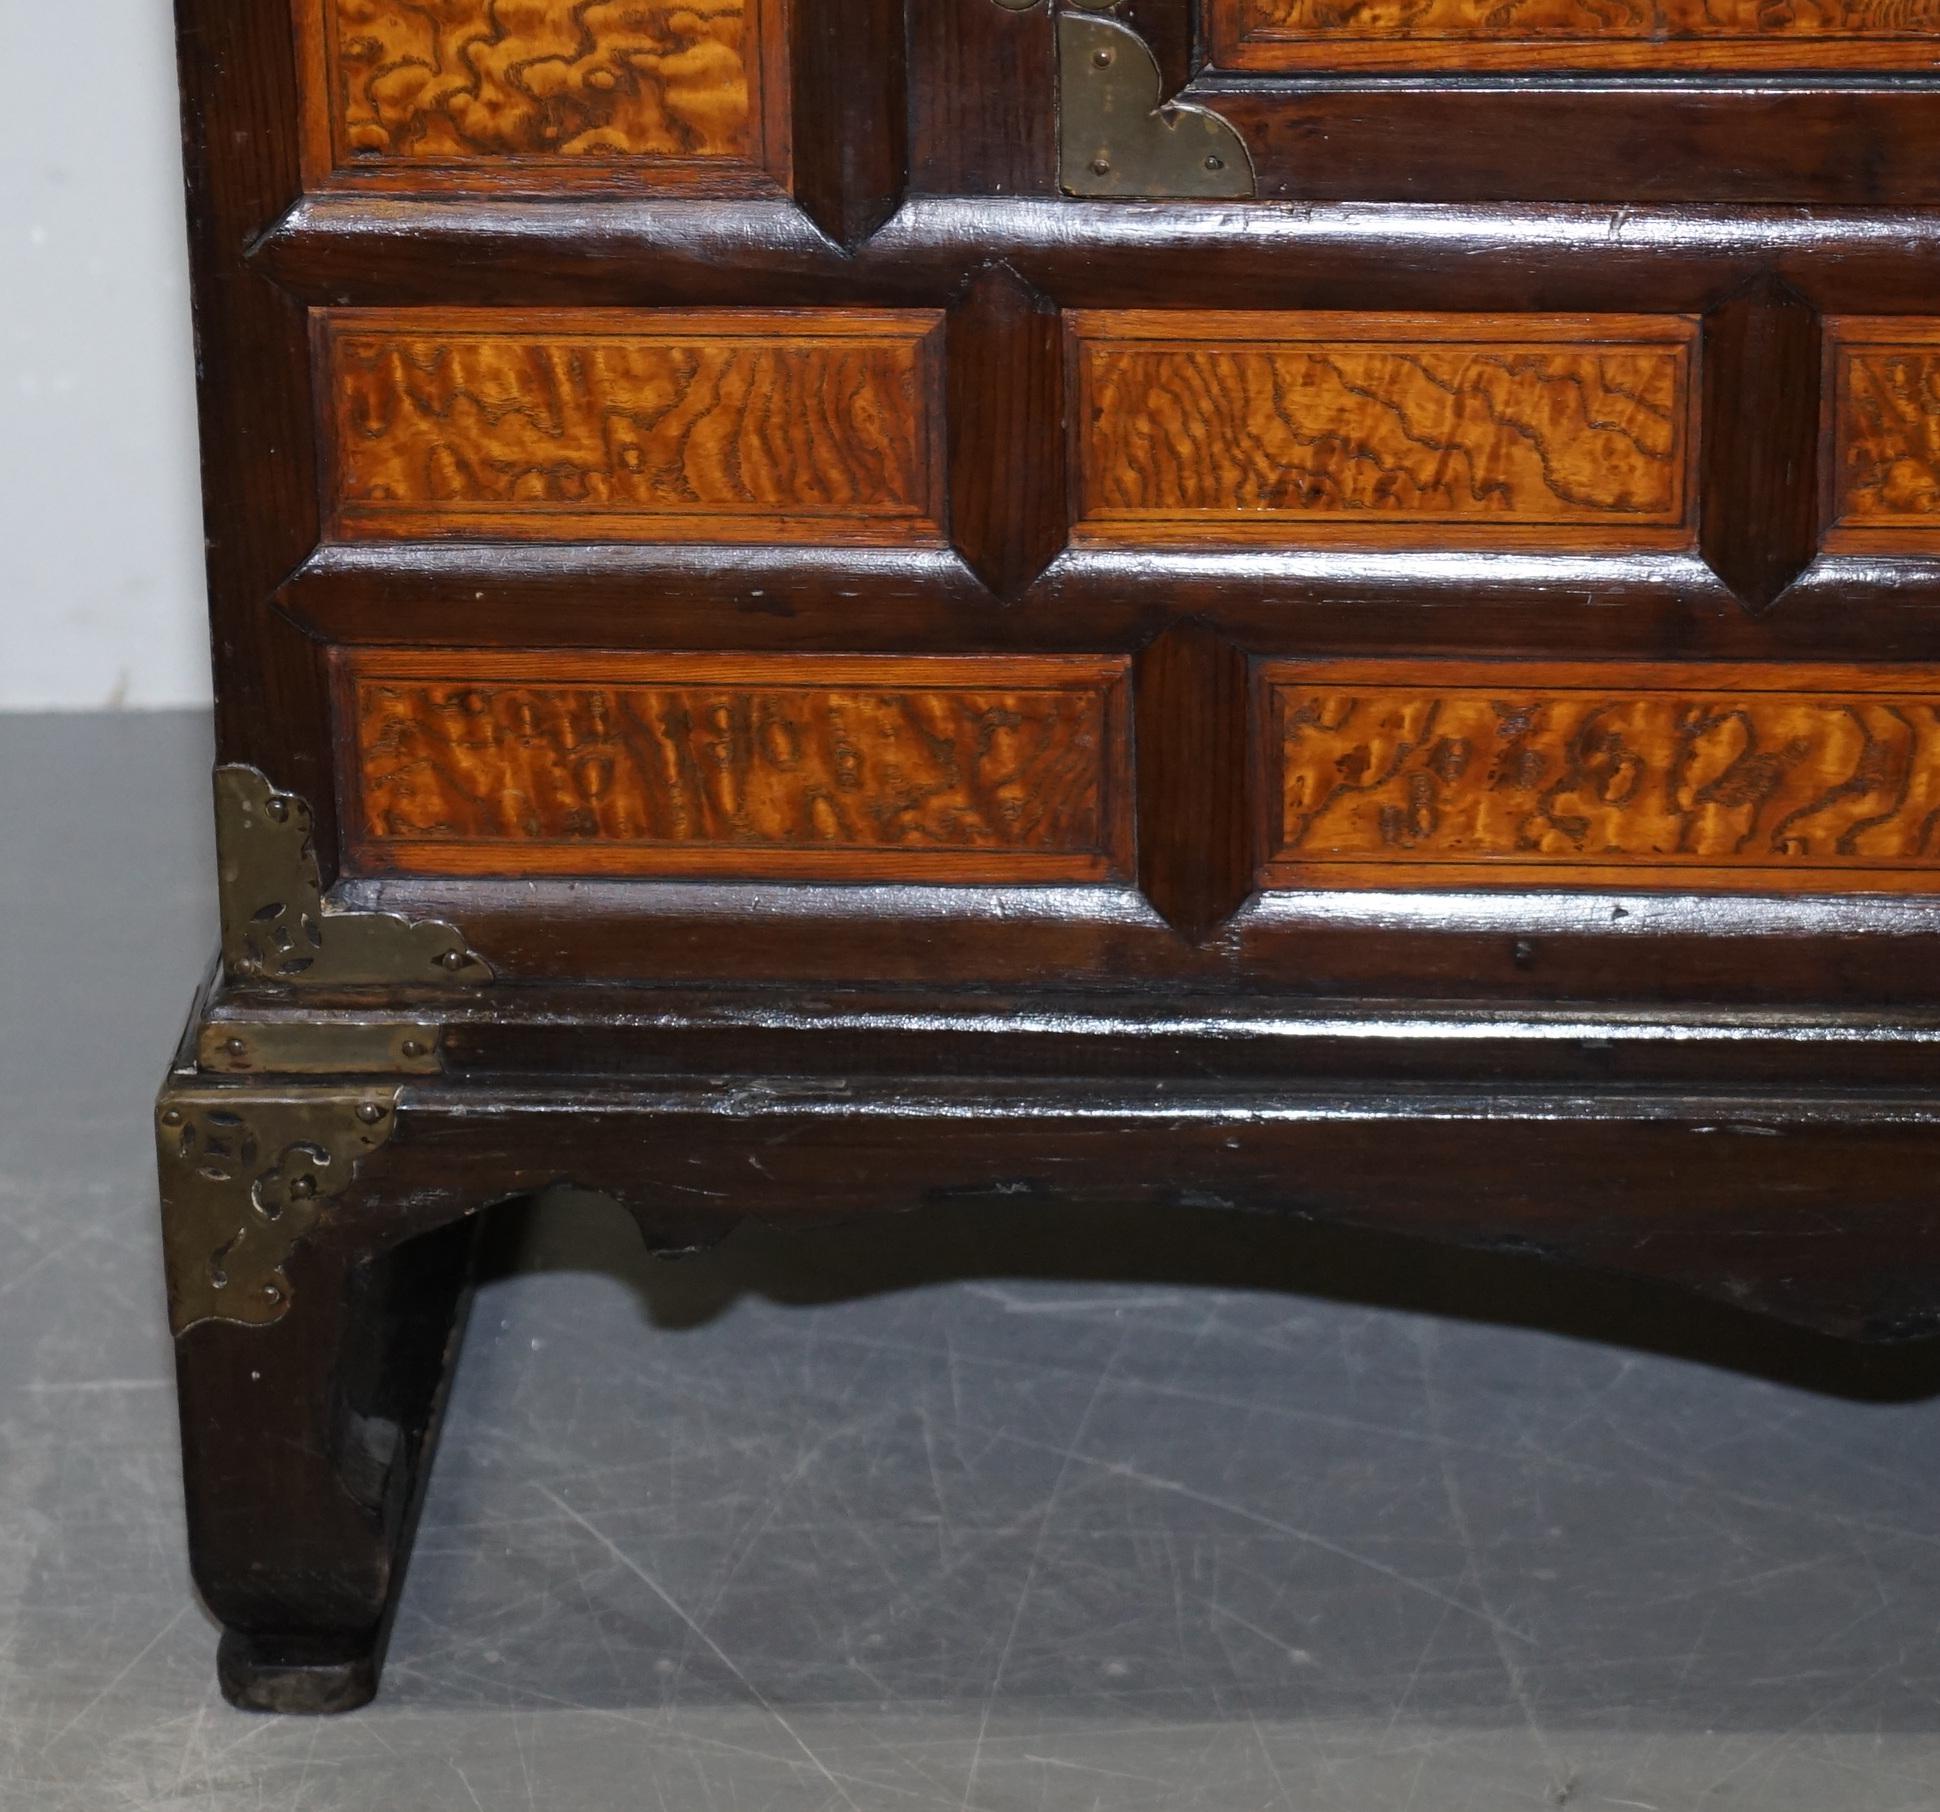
[2,4,212,711]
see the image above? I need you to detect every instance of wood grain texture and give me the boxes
[1263,661,1940,893]
[1825,318,1940,555]
[318,308,946,543]
[907,0,1056,198]
[298,0,788,188]
[1211,0,1940,69]
[1072,312,1697,551]
[341,651,1133,881]
[789,0,905,248]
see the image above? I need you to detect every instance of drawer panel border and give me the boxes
[336,649,1135,885]
[1070,309,1701,554]
[314,307,949,548]
[1258,658,1940,896]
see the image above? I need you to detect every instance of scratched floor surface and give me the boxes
[5,710,1940,1812]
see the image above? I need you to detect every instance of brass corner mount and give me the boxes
[157,1086,401,1334]
[1057,8,1256,201]
[216,766,490,989]
[166,765,481,1333]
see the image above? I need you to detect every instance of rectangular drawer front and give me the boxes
[1210,0,1940,71]
[296,0,790,189]
[317,309,945,545]
[1826,318,1940,554]
[1072,312,1697,552]
[341,652,1133,883]
[1262,662,1940,894]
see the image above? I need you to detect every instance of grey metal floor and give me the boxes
[5,711,1940,1811]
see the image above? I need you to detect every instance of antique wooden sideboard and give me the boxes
[162,0,1940,1714]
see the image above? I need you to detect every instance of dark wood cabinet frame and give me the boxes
[163,0,1940,1713]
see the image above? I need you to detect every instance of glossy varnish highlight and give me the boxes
[1262,661,1940,894]
[317,309,946,544]
[341,651,1134,883]
[1071,312,1697,551]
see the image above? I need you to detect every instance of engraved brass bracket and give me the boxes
[216,766,490,989]
[157,1087,401,1335]
[1058,10,1256,200]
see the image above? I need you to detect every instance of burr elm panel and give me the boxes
[341,651,1134,884]
[317,309,946,545]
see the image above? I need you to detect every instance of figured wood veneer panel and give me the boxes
[1262,662,1940,894]
[1072,312,1697,552]
[318,310,946,544]
[341,652,1133,883]
[1825,319,1940,555]
[298,0,788,188]
[1212,0,1940,70]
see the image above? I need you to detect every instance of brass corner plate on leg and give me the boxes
[1058,11,1256,200]
[157,1085,402,1335]
[216,767,491,989]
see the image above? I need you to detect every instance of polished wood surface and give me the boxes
[1211,0,1940,69]
[946,266,1068,599]
[1825,317,1940,555]
[342,651,1133,882]
[1134,624,1255,941]
[1263,660,1940,893]
[297,0,789,190]
[1699,280,1821,614]
[318,308,945,544]
[1216,91,1940,206]
[164,0,1940,1720]
[1071,311,1696,549]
